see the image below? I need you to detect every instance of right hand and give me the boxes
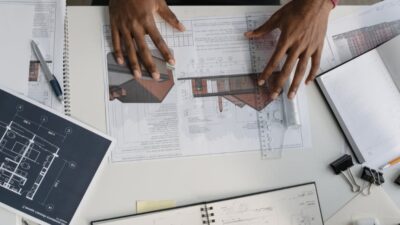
[109,0,185,80]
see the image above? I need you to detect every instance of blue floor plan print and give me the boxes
[0,89,112,225]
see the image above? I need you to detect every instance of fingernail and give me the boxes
[152,72,160,80]
[271,92,279,100]
[306,80,311,85]
[134,70,141,78]
[288,92,296,99]
[178,23,186,32]
[168,58,176,65]
[121,89,127,96]
[258,79,265,86]
[117,57,124,65]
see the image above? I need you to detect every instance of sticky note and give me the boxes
[136,200,176,213]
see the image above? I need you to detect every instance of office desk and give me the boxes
[66,6,399,225]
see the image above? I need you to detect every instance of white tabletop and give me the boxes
[65,6,400,225]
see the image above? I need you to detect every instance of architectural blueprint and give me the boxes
[0,88,112,225]
[102,14,311,162]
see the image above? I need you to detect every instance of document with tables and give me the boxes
[321,0,400,72]
[101,12,312,163]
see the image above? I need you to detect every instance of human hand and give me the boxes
[109,0,185,80]
[245,0,333,100]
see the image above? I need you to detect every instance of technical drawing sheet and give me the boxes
[102,14,311,162]
[321,0,400,71]
[0,0,67,112]
[0,87,113,225]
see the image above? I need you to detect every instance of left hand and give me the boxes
[245,0,333,100]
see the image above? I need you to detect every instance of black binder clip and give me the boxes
[330,154,361,192]
[394,173,400,186]
[360,167,384,196]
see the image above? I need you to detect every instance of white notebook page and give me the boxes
[319,50,400,167]
[209,183,323,225]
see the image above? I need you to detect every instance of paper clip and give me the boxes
[330,154,361,192]
[360,167,384,196]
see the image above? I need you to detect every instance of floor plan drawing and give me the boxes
[0,89,112,225]
[0,107,75,208]
[0,121,59,200]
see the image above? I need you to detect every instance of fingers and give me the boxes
[306,46,322,84]
[111,19,124,65]
[269,50,300,100]
[245,13,278,39]
[132,26,160,80]
[121,24,142,78]
[288,54,309,99]
[146,18,175,65]
[258,38,289,86]
[158,2,185,31]
[109,87,127,100]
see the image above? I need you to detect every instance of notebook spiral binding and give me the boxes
[200,206,215,224]
[63,8,71,116]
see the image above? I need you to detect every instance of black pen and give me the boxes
[31,40,64,103]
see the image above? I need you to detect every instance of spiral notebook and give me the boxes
[91,183,324,225]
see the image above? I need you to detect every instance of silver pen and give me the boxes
[31,40,64,103]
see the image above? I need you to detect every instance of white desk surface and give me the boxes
[66,6,400,225]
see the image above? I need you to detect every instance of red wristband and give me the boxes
[331,0,339,7]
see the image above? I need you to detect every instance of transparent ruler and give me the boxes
[246,14,286,159]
